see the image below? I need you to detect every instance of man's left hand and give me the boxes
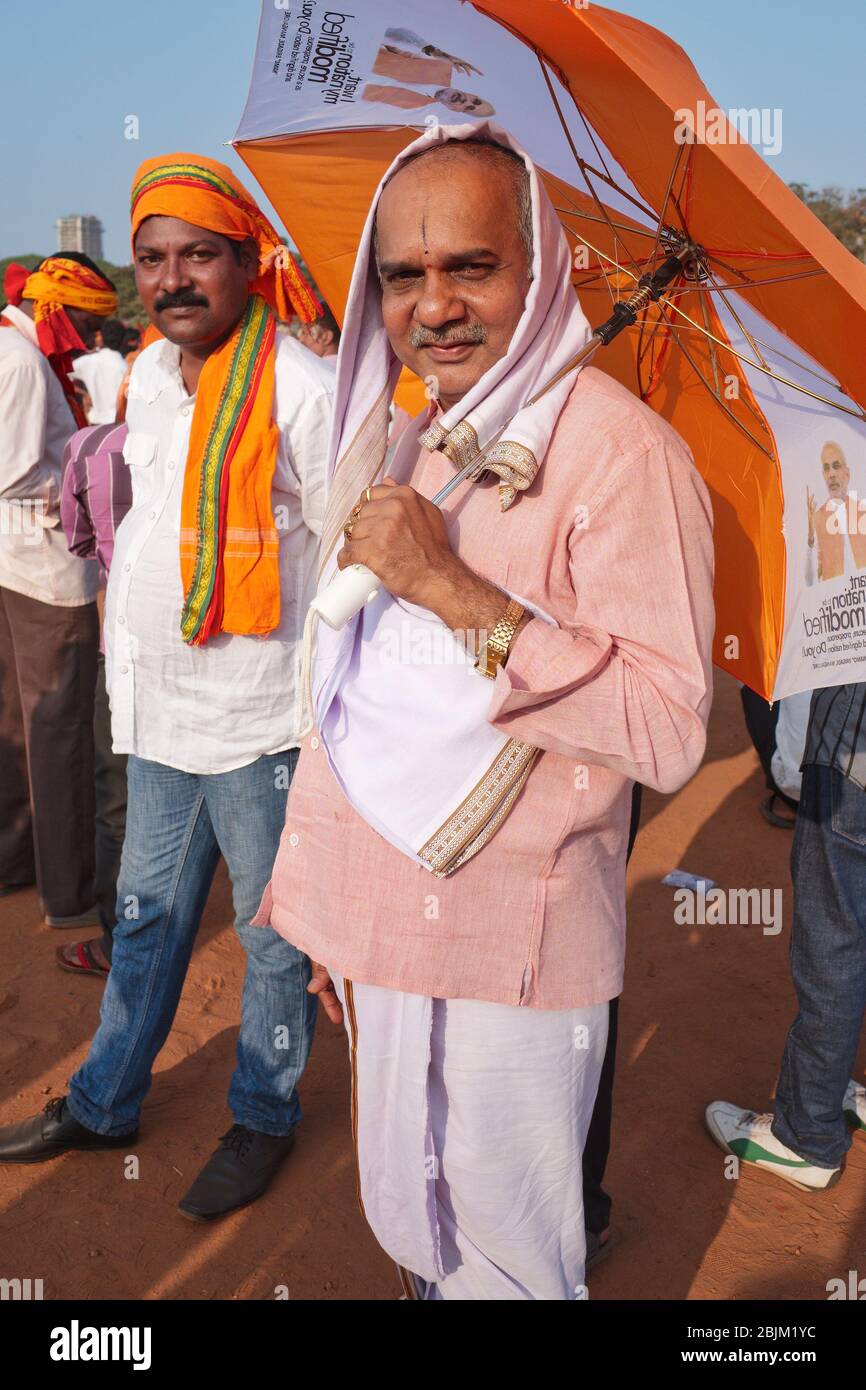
[338,478,461,610]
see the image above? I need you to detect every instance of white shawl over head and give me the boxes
[312,122,592,875]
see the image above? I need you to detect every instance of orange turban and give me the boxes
[129,153,319,325]
[14,257,118,318]
[3,257,118,426]
[128,153,321,646]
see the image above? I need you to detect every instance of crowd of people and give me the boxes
[0,123,863,1300]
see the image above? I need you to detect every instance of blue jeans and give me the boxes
[68,750,316,1138]
[772,764,866,1167]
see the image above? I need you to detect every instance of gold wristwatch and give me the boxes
[475,599,525,679]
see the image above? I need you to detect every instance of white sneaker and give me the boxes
[844,1079,866,1134]
[704,1101,841,1192]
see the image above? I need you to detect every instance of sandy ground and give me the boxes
[1,671,864,1301]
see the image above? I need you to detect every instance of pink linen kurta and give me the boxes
[254,366,715,1009]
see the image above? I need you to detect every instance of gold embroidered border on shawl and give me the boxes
[418,738,539,877]
[319,384,393,574]
[419,419,540,511]
[421,418,483,474]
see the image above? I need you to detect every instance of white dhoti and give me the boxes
[331,973,608,1301]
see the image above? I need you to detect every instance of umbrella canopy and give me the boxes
[233,0,866,700]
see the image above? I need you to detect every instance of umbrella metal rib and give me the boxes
[528,47,864,425]
[562,215,863,423]
[536,54,649,288]
[659,296,866,423]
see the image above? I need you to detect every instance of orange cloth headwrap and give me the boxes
[16,257,118,318]
[128,154,321,645]
[3,257,118,426]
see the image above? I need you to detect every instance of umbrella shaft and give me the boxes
[431,458,486,507]
[524,333,603,407]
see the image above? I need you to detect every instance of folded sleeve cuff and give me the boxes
[487,615,612,721]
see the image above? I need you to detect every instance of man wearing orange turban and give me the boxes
[3,254,118,425]
[128,153,322,646]
[0,156,335,1223]
[0,252,117,929]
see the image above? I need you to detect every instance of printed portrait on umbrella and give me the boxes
[806,440,866,584]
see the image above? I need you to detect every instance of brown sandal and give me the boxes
[56,939,110,979]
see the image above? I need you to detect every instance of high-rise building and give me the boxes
[56,215,104,261]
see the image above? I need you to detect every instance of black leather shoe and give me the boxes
[0,1097,138,1164]
[178,1124,296,1222]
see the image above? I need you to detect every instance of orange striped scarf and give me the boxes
[130,154,320,644]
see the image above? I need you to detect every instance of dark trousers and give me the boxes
[93,652,127,959]
[772,764,866,1167]
[0,585,98,917]
[740,686,780,793]
[582,782,643,1236]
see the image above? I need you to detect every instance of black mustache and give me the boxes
[154,291,209,311]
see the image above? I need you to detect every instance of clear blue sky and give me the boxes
[1,0,862,264]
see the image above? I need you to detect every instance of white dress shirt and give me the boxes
[0,304,98,605]
[771,689,812,802]
[71,347,128,424]
[105,328,333,774]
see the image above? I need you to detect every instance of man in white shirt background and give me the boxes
[0,155,334,1223]
[72,318,129,424]
[0,253,118,924]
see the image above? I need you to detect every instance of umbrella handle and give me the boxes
[310,452,490,631]
[596,251,687,346]
[309,563,380,630]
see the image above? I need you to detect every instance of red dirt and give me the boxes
[1,672,864,1300]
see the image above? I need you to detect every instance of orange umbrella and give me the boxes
[233,1,866,699]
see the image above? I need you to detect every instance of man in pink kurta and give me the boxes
[255,124,714,1299]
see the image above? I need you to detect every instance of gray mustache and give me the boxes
[409,323,487,348]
